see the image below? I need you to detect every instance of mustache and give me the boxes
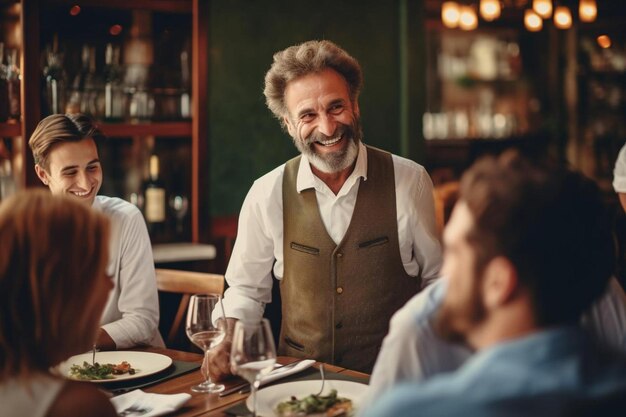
[304,123,352,145]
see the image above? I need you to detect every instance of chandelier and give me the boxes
[441,0,597,31]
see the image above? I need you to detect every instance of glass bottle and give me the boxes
[179,49,191,119]
[0,42,8,121]
[5,48,20,121]
[143,154,166,240]
[67,45,101,116]
[103,43,125,120]
[43,38,67,115]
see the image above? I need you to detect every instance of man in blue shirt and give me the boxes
[363,152,626,417]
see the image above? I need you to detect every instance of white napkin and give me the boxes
[111,389,191,417]
[259,359,316,386]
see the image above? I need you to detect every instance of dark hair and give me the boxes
[460,150,615,326]
[264,40,363,129]
[28,113,106,170]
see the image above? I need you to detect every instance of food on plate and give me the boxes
[276,389,353,416]
[69,361,136,380]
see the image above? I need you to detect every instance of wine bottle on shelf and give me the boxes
[43,35,67,115]
[0,42,8,121]
[143,154,166,240]
[5,48,20,121]
[103,43,125,121]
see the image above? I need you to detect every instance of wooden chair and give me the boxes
[155,268,225,348]
[433,181,460,237]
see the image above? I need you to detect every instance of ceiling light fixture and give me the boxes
[554,5,572,29]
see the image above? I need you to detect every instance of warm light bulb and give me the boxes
[524,9,543,32]
[554,6,572,29]
[532,0,553,19]
[579,0,597,23]
[597,35,611,49]
[459,6,478,31]
[442,1,461,28]
[480,0,501,21]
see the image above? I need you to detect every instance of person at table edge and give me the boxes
[209,39,442,376]
[28,114,164,350]
[362,152,626,417]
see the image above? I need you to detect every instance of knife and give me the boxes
[218,359,307,397]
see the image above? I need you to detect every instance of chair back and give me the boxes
[433,181,460,237]
[155,268,225,347]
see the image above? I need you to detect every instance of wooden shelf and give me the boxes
[99,121,192,138]
[0,122,21,137]
[46,0,192,13]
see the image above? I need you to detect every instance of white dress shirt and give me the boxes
[221,142,443,322]
[365,276,626,408]
[94,196,164,349]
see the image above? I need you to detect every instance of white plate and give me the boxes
[58,351,173,383]
[249,379,367,416]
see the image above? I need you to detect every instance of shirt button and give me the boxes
[336,287,344,294]
[335,322,343,329]
[337,252,343,258]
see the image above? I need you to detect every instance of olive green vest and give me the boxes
[280,146,418,373]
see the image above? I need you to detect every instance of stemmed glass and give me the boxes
[186,294,226,393]
[230,319,277,417]
[169,194,189,235]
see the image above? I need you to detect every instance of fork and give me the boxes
[314,364,325,396]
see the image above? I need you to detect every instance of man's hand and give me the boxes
[96,328,116,351]
[206,317,238,381]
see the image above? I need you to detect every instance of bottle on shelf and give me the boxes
[103,43,125,121]
[0,42,8,121]
[179,48,191,119]
[143,154,166,240]
[66,44,101,116]
[43,35,67,115]
[5,48,20,121]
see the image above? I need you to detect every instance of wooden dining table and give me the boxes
[120,347,369,416]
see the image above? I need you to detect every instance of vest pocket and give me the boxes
[284,336,305,351]
[290,242,320,256]
[358,236,389,249]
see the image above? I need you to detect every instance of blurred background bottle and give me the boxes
[103,43,125,120]
[0,42,8,121]
[5,47,20,120]
[43,35,67,115]
[143,154,166,239]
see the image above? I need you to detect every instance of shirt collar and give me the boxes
[296,141,368,193]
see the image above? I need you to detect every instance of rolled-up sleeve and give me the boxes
[221,170,284,323]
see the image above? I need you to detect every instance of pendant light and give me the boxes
[532,0,553,19]
[524,9,543,32]
[459,5,478,31]
[480,0,501,21]
[579,0,597,23]
[554,6,572,29]
[442,1,461,28]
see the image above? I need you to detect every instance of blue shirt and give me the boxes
[363,326,626,417]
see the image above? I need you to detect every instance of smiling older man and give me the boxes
[207,40,442,379]
[28,113,163,350]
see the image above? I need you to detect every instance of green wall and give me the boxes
[208,0,424,215]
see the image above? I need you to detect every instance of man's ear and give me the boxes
[482,257,518,309]
[34,164,49,186]
[284,117,295,137]
[353,100,360,118]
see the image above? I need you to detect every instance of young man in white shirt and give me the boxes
[28,113,163,350]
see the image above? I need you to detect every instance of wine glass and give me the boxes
[169,194,189,235]
[230,319,277,417]
[186,294,226,393]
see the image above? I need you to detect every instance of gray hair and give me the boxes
[263,40,363,130]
